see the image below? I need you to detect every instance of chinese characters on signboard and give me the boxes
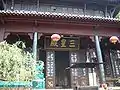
[45,37,80,50]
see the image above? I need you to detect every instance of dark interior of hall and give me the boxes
[55,51,70,88]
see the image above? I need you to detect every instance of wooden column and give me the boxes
[33,32,38,62]
[95,35,106,84]
[46,51,55,89]
[0,28,5,42]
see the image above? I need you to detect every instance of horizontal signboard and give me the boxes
[44,36,80,50]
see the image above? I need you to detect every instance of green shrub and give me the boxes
[0,41,35,81]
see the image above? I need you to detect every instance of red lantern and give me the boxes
[109,36,119,44]
[51,34,61,41]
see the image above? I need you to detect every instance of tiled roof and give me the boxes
[0,10,120,23]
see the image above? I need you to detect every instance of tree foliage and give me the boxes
[0,41,35,81]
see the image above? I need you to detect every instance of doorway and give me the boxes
[55,51,71,88]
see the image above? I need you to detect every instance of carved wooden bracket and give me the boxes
[28,33,33,39]
[89,36,94,42]
[28,33,43,40]
[38,33,43,39]
[99,36,102,42]
[4,33,10,39]
[89,36,102,42]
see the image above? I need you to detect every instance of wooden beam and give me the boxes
[3,20,120,36]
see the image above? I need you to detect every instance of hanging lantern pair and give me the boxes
[109,36,119,44]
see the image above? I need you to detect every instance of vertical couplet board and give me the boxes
[69,51,79,87]
[46,51,55,89]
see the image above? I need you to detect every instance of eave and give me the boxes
[0,10,120,28]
